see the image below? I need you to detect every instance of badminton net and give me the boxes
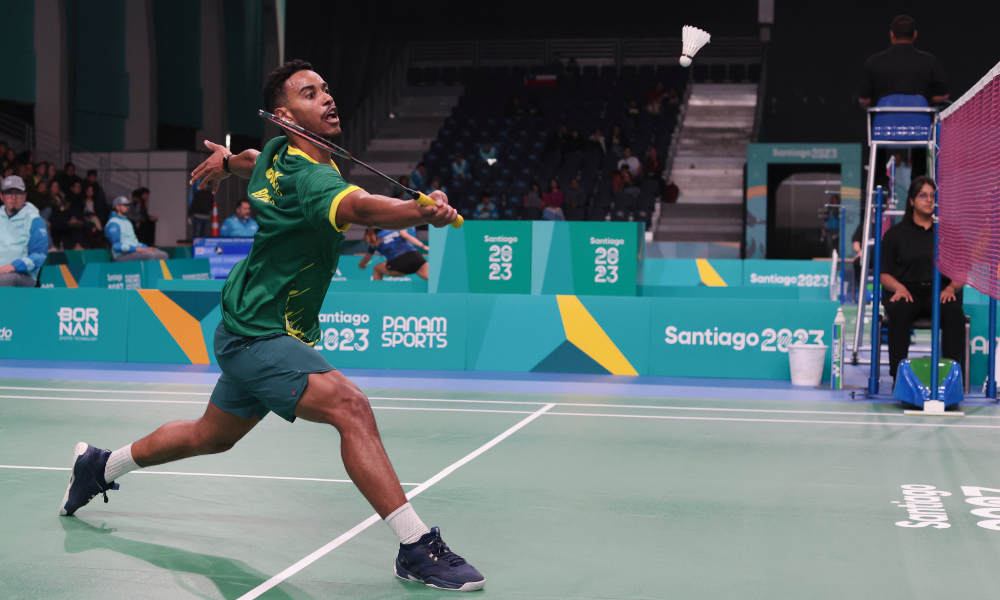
[937,60,1000,299]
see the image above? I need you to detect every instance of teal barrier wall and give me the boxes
[431,221,643,296]
[2,289,838,381]
[41,259,211,289]
[0,289,128,361]
[649,298,840,380]
[314,293,466,370]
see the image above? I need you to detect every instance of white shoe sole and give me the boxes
[59,442,90,516]
[394,568,485,592]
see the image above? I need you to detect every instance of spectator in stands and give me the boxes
[390,175,409,199]
[34,162,47,186]
[624,100,641,125]
[49,181,86,250]
[427,177,445,195]
[565,130,585,154]
[549,52,565,75]
[84,169,108,213]
[565,178,587,210]
[59,162,82,192]
[588,128,606,154]
[859,15,948,108]
[220,199,259,237]
[618,147,641,178]
[612,167,636,193]
[1,166,11,179]
[16,159,35,195]
[504,97,526,120]
[610,126,630,158]
[642,147,665,196]
[566,57,581,78]
[0,175,47,287]
[188,185,214,238]
[820,194,841,257]
[542,180,565,221]
[106,196,168,261]
[665,88,680,115]
[546,125,568,154]
[664,180,679,203]
[880,176,965,384]
[30,181,51,219]
[129,187,158,245]
[3,149,16,171]
[450,154,471,180]
[478,142,498,164]
[523,182,543,220]
[645,82,666,115]
[81,184,105,247]
[410,163,427,192]
[472,192,498,220]
[45,163,57,185]
[0,143,7,167]
[66,180,84,211]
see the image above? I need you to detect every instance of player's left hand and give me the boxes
[190,141,231,193]
[419,190,459,228]
[0,264,15,274]
[941,287,958,303]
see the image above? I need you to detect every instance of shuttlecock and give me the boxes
[680,25,711,67]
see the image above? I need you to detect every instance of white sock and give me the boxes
[385,502,430,544]
[104,444,140,483]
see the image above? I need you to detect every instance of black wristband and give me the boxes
[223,154,233,174]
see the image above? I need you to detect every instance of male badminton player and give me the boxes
[59,60,484,592]
[359,227,431,281]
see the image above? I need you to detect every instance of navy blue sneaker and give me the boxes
[59,443,119,516]
[395,527,485,591]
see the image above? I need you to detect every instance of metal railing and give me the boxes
[0,111,34,153]
[339,49,408,174]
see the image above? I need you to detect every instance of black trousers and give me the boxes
[883,286,965,379]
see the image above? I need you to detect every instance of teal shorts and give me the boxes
[210,322,335,422]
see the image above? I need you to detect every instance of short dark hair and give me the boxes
[481,191,491,199]
[263,59,314,113]
[87,169,98,176]
[65,162,75,169]
[904,175,936,221]
[236,198,251,208]
[891,15,915,39]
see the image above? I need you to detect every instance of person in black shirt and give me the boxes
[859,15,949,107]
[880,176,965,382]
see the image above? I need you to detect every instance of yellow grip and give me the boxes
[416,193,464,228]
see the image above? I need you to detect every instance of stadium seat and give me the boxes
[407,68,423,85]
[459,66,475,84]
[564,206,585,221]
[424,67,440,85]
[729,64,746,82]
[586,206,607,221]
[710,64,727,82]
[639,179,660,198]
[522,207,542,220]
[442,67,458,85]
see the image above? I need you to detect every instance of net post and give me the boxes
[930,123,941,401]
[868,186,884,395]
[989,297,997,399]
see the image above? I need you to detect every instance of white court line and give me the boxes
[6,391,999,420]
[546,411,1000,429]
[370,396,1000,419]
[0,385,211,395]
[0,465,420,486]
[236,402,556,600]
[0,394,206,404]
[1,392,995,424]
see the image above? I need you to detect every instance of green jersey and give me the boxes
[221,136,363,345]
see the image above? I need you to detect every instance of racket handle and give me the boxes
[415,193,464,228]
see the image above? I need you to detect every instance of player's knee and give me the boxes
[322,389,373,428]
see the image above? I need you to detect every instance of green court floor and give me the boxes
[3,378,1000,599]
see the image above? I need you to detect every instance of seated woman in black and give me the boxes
[880,176,965,383]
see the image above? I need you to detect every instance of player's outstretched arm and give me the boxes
[189,141,260,193]
[336,190,458,230]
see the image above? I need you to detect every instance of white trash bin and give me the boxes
[787,343,829,386]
